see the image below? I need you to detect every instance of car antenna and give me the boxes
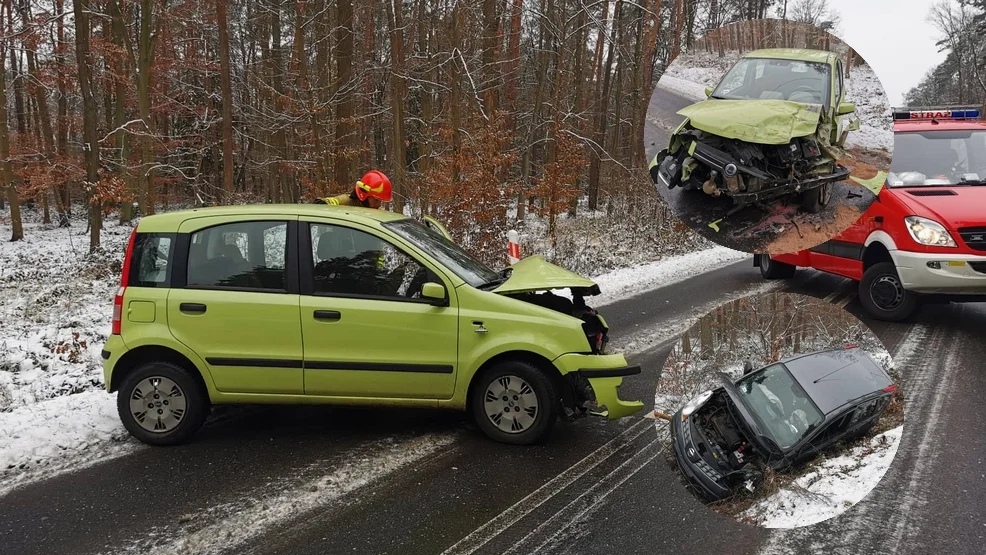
[812,360,857,384]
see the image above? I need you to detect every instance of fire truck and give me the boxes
[754,106,986,321]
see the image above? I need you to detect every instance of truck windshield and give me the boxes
[889,130,986,186]
[733,363,824,450]
[383,219,501,288]
[712,57,830,108]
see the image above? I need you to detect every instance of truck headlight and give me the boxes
[905,216,957,247]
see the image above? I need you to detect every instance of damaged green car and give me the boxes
[649,48,861,214]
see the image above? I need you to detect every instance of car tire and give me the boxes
[801,183,831,213]
[758,254,797,279]
[470,360,559,446]
[117,361,210,446]
[859,262,919,322]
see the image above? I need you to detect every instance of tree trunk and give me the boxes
[218,0,234,203]
[1,1,20,239]
[587,0,621,210]
[55,0,70,220]
[635,0,662,168]
[137,0,155,215]
[386,0,408,213]
[110,0,133,223]
[73,0,101,251]
[335,0,355,190]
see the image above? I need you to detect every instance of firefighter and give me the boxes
[314,170,393,209]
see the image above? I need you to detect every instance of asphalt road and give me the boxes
[1,262,984,555]
[644,87,878,255]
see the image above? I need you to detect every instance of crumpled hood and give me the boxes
[677,99,823,145]
[490,255,600,295]
[891,186,986,229]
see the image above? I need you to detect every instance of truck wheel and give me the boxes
[117,361,210,446]
[759,254,797,279]
[859,262,919,322]
[801,183,831,213]
[470,361,559,446]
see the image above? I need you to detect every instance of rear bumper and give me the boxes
[894,250,986,294]
[101,335,128,392]
[553,354,644,420]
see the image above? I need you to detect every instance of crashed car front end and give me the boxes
[651,98,852,210]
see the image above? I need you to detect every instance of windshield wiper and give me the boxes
[477,267,512,290]
[957,177,986,185]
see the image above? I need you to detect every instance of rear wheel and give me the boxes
[859,262,919,322]
[759,253,797,279]
[470,360,559,445]
[801,182,831,213]
[117,361,209,446]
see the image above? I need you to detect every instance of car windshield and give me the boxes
[888,130,986,186]
[733,363,824,450]
[713,57,830,107]
[384,219,500,288]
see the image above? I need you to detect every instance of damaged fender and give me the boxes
[553,353,644,419]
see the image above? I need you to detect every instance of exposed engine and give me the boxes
[693,392,765,491]
[507,289,609,355]
[667,129,830,197]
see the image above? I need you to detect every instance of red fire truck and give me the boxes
[755,106,986,321]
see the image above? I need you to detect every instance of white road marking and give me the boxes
[438,419,654,555]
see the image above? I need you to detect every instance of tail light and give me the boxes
[113,228,138,335]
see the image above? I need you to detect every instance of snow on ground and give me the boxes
[0,214,134,491]
[588,245,747,307]
[740,425,902,528]
[658,50,894,152]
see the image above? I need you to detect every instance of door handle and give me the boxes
[180,303,207,314]
[314,310,341,321]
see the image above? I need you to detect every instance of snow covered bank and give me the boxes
[740,425,902,528]
[656,74,710,102]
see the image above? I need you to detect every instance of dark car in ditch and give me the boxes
[669,346,897,501]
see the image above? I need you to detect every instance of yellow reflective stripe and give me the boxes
[327,198,340,205]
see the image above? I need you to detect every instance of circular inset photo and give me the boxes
[645,19,892,254]
[653,292,903,528]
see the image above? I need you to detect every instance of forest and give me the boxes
[904,0,986,108]
[0,0,844,265]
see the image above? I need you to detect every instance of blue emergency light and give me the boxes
[892,107,982,120]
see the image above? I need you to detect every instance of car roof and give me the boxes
[742,48,835,65]
[135,203,410,233]
[780,348,892,414]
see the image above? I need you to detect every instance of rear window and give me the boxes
[128,233,175,287]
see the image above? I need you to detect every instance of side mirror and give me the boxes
[421,282,448,306]
[743,361,755,375]
[837,101,856,115]
[705,87,714,98]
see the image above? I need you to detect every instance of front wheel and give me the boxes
[801,182,831,214]
[859,262,919,322]
[117,361,210,446]
[470,361,559,445]
[759,253,797,279]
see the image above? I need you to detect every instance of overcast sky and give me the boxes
[824,0,948,106]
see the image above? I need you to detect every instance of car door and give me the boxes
[299,218,459,400]
[167,216,304,394]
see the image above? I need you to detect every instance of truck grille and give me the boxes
[958,227,986,251]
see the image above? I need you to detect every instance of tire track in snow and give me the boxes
[757,319,960,555]
[105,432,459,555]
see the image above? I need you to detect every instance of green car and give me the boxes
[649,48,862,214]
[102,204,644,446]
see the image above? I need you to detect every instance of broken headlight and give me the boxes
[680,390,713,421]
[905,216,957,247]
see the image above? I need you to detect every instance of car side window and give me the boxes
[186,221,288,291]
[309,223,433,300]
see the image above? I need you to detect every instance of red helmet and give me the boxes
[354,170,393,202]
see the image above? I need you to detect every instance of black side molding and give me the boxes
[579,365,642,378]
[304,361,454,374]
[206,358,303,369]
[101,349,111,360]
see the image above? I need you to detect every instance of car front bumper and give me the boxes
[670,413,731,501]
[554,353,644,420]
[894,250,986,294]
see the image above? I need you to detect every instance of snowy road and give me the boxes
[1,261,984,555]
